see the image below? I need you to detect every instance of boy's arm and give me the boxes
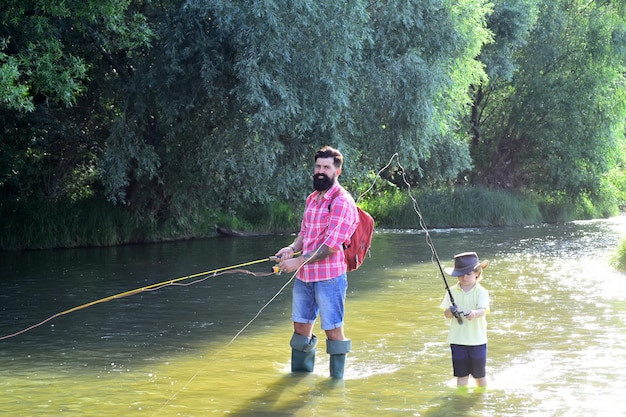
[465,307,486,320]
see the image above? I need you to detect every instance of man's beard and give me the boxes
[313,173,334,191]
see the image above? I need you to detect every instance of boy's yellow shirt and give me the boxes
[439,282,490,345]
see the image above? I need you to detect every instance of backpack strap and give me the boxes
[327,186,346,212]
[326,187,350,248]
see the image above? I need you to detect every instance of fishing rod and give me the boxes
[386,153,464,325]
[0,254,288,341]
[427,238,464,325]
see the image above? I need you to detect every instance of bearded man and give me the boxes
[275,145,359,378]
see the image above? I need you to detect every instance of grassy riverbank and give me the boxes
[611,237,626,271]
[0,186,618,250]
[362,186,618,228]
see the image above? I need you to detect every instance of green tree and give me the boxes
[352,0,492,185]
[101,0,372,219]
[0,0,153,202]
[100,0,492,224]
[469,0,540,169]
[473,0,626,199]
[0,0,152,110]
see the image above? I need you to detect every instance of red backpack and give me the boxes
[330,193,375,272]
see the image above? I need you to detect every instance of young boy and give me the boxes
[439,252,490,390]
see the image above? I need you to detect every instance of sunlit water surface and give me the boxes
[2,217,626,416]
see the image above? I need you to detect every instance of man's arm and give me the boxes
[279,244,338,272]
[302,244,337,263]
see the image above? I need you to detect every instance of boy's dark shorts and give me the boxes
[450,344,487,378]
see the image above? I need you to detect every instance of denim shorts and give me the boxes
[450,344,487,378]
[292,274,347,330]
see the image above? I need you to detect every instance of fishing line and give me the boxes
[220,151,460,348]
[154,250,314,416]
[366,153,463,323]
[0,256,281,341]
[156,152,461,413]
[212,152,459,355]
[154,202,351,413]
[212,152,450,352]
[3,151,457,413]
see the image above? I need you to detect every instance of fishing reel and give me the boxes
[450,305,469,325]
[270,255,282,274]
[270,251,302,275]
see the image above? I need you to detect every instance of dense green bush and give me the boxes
[611,237,626,271]
[361,186,543,229]
[0,185,620,250]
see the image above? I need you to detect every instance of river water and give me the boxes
[1,217,626,416]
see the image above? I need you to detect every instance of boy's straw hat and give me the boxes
[445,252,489,276]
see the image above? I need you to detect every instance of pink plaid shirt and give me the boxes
[297,183,359,282]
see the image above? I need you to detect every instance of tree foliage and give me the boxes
[0,0,152,109]
[472,0,626,199]
[1,0,626,239]
[98,0,491,221]
[0,0,153,203]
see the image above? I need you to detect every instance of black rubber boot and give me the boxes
[326,339,351,379]
[290,333,318,372]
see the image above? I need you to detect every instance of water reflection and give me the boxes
[1,217,626,416]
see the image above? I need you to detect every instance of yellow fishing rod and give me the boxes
[0,254,292,341]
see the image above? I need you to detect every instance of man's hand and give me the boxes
[274,245,295,260]
[278,256,306,273]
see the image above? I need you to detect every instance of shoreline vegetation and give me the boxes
[1,186,620,252]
